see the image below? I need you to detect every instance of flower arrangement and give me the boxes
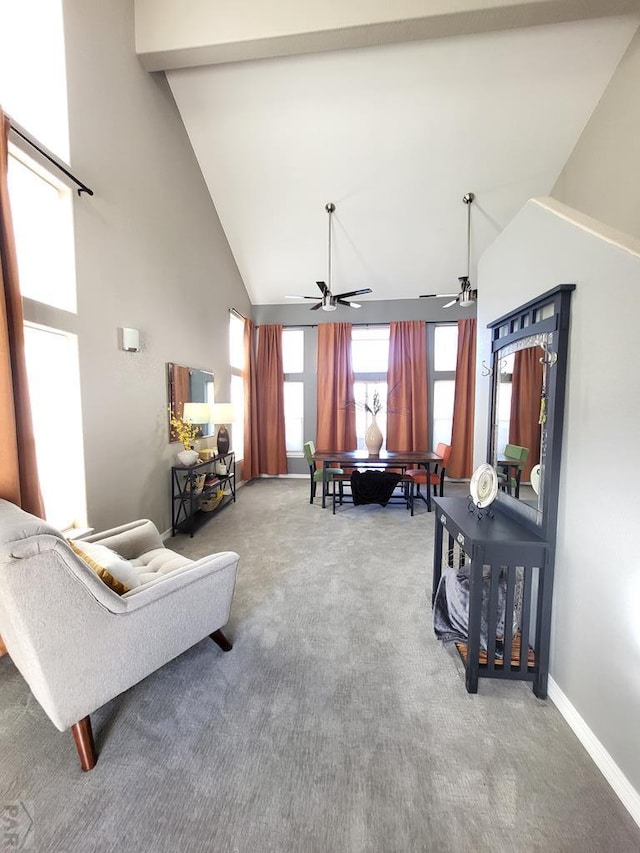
[169,408,200,450]
[363,390,383,417]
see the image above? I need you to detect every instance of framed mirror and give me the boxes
[487,284,575,538]
[491,332,550,520]
[167,363,215,442]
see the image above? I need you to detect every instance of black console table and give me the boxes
[171,452,235,537]
[432,497,550,697]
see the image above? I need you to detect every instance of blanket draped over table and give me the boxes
[350,470,403,506]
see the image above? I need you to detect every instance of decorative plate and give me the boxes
[470,463,499,508]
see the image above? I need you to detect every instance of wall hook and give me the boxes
[539,342,558,366]
[481,360,493,377]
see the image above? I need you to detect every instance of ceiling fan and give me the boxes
[420,192,478,308]
[286,202,373,311]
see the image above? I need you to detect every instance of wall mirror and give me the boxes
[487,284,575,537]
[167,363,214,441]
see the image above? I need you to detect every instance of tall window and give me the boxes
[229,312,245,461]
[352,327,390,450]
[432,324,458,448]
[282,328,304,454]
[8,149,86,530]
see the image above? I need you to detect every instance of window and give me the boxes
[282,329,304,453]
[431,324,458,448]
[352,327,390,450]
[9,151,76,311]
[229,313,245,461]
[8,149,85,530]
[23,325,86,530]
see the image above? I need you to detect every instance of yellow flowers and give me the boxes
[169,408,200,450]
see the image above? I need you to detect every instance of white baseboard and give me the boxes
[548,676,640,828]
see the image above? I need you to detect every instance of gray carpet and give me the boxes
[1,479,639,852]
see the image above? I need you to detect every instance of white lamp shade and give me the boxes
[211,403,234,424]
[182,402,211,424]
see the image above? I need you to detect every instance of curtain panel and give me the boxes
[386,321,428,451]
[509,348,543,481]
[256,324,287,475]
[316,323,356,450]
[0,111,44,517]
[243,317,260,480]
[448,318,477,479]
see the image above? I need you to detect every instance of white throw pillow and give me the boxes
[72,539,141,589]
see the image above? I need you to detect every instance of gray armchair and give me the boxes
[0,499,239,771]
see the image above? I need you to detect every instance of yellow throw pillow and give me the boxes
[67,540,132,595]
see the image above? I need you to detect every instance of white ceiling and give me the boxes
[165,15,638,305]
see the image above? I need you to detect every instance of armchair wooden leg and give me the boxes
[71,716,96,771]
[210,629,233,651]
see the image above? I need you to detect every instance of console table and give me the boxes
[432,496,550,697]
[171,452,235,537]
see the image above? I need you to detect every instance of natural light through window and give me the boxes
[229,313,245,461]
[283,329,304,454]
[352,327,390,450]
[8,151,76,312]
[24,325,86,530]
[432,324,458,447]
[0,0,69,159]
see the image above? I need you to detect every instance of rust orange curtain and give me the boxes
[0,111,44,518]
[509,348,543,481]
[316,323,356,450]
[256,324,287,474]
[243,318,260,480]
[386,321,428,451]
[448,318,477,479]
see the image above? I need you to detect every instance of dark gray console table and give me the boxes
[432,496,550,697]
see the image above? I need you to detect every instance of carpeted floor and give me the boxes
[1,479,639,852]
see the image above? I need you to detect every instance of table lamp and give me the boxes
[211,403,234,455]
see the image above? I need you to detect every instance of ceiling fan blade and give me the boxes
[337,299,362,308]
[310,301,323,311]
[285,294,322,300]
[443,298,459,308]
[334,288,372,299]
[419,293,458,299]
[316,281,329,296]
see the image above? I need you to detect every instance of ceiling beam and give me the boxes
[135,0,640,71]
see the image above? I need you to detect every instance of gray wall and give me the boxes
[63,0,251,533]
[476,196,640,810]
[552,27,640,241]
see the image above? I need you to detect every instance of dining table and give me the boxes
[313,449,444,511]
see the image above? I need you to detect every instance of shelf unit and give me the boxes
[171,451,235,537]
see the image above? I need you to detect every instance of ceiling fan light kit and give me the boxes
[420,192,478,309]
[285,202,372,311]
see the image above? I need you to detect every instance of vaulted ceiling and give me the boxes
[136,2,639,306]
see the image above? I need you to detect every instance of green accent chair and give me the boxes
[303,440,344,505]
[497,444,529,499]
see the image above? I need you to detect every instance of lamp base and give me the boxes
[216,425,230,455]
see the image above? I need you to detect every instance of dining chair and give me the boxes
[404,442,453,516]
[303,440,345,505]
[497,444,529,498]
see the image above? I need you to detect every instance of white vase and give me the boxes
[177,448,199,466]
[364,415,383,456]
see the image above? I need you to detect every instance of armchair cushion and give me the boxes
[68,539,141,593]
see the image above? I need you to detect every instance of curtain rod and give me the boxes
[8,116,93,197]
[229,307,247,320]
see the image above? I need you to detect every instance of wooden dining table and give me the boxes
[313,449,444,511]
